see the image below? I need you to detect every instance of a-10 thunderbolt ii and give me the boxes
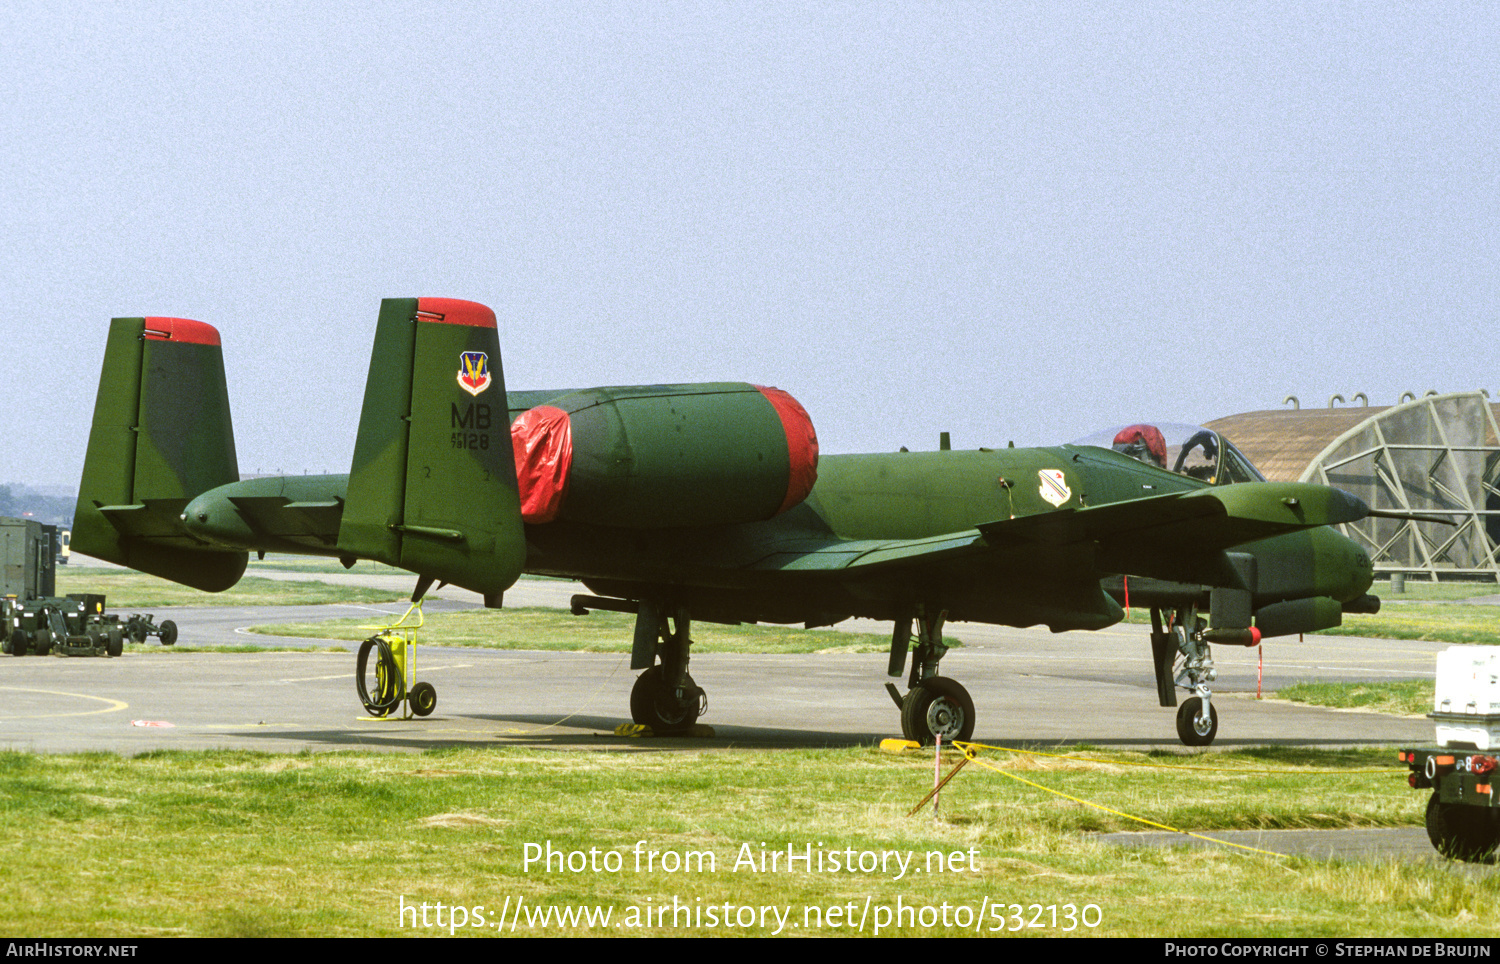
[73,298,1389,746]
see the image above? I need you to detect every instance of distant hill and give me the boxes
[0,484,75,527]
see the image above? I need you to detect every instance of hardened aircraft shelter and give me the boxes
[1206,391,1500,582]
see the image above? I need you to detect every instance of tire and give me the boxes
[11,629,27,657]
[129,623,148,644]
[630,666,701,734]
[1175,697,1218,746]
[106,629,123,658]
[410,681,437,717]
[1426,793,1500,861]
[158,620,177,646]
[900,677,976,746]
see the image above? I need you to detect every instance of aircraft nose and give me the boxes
[1325,487,1370,526]
[1351,541,1374,595]
[1309,525,1374,601]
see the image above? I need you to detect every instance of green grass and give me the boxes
[1276,681,1435,717]
[0,745,1489,938]
[1320,604,1500,645]
[246,607,911,654]
[1372,579,1500,601]
[55,570,405,608]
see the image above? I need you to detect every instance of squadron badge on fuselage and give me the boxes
[1038,468,1071,507]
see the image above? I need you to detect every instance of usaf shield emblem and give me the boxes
[457,351,491,396]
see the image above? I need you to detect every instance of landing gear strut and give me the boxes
[1151,606,1218,746]
[629,602,706,734]
[885,607,975,745]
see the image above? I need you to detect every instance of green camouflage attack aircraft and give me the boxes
[74,298,1391,747]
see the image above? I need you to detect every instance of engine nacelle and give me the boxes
[1254,596,1343,639]
[511,382,818,529]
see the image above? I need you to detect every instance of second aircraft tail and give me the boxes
[72,317,248,591]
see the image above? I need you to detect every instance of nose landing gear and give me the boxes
[1152,606,1220,747]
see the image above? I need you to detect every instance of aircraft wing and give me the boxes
[740,481,1367,581]
[743,531,987,572]
[976,481,1368,551]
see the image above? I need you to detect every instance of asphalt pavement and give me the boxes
[5,561,1443,753]
[5,559,1478,866]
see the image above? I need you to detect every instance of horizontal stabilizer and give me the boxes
[228,496,345,544]
[95,500,193,540]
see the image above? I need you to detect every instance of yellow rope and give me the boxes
[954,739,1400,774]
[935,744,1295,860]
[499,654,631,735]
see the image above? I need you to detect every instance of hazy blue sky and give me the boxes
[4,2,1496,487]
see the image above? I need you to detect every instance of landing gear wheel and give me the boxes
[1426,793,1500,861]
[159,620,177,646]
[1175,697,1218,746]
[900,677,975,746]
[630,666,701,735]
[410,681,437,717]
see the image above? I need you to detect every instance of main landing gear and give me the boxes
[629,602,706,735]
[1150,606,1219,747]
[884,607,975,746]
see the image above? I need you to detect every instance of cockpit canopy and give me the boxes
[1071,423,1266,486]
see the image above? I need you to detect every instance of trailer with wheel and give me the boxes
[123,613,178,646]
[1400,646,1500,861]
[1399,748,1499,860]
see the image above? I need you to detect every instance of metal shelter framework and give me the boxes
[1208,392,1500,582]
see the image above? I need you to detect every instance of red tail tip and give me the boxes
[142,317,220,346]
[415,298,496,329]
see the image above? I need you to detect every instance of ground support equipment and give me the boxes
[355,600,436,719]
[2,594,123,657]
[123,613,178,646]
[1400,747,1500,861]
